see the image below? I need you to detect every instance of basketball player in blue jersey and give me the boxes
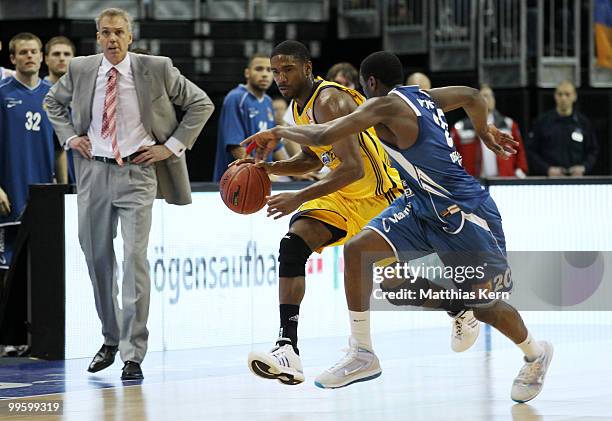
[243,51,553,403]
[0,33,56,223]
[213,53,287,182]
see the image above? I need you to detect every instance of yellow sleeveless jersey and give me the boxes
[291,78,402,201]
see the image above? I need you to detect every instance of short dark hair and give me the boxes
[45,36,76,55]
[247,52,270,68]
[9,32,42,55]
[270,40,310,62]
[360,51,404,88]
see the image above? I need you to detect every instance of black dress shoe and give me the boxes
[121,361,144,380]
[87,344,118,373]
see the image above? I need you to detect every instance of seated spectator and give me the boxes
[451,84,528,178]
[213,53,288,181]
[0,33,56,223]
[326,62,359,89]
[527,80,598,176]
[405,72,431,90]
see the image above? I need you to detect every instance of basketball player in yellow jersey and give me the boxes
[238,41,401,385]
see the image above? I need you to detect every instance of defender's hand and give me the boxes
[478,124,518,160]
[241,129,280,162]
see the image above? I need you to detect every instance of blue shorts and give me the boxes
[366,193,512,306]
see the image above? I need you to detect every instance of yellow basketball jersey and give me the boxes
[291,78,402,200]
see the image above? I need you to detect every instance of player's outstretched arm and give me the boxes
[229,147,323,176]
[242,97,389,159]
[428,86,518,158]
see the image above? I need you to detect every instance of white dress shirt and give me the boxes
[81,54,185,158]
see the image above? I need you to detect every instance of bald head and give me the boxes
[406,72,431,90]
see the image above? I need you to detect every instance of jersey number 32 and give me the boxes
[25,111,42,131]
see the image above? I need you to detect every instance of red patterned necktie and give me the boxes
[100,67,123,165]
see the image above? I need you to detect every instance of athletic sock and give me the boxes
[279,304,300,355]
[349,310,373,351]
[517,332,544,362]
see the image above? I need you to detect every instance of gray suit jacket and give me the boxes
[44,52,214,205]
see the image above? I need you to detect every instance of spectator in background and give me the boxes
[0,33,57,222]
[44,36,76,184]
[452,84,528,178]
[213,53,290,181]
[527,80,599,176]
[406,71,431,90]
[44,36,75,84]
[0,41,16,80]
[326,62,358,89]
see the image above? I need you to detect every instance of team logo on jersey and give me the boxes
[320,150,336,166]
[248,107,259,119]
[4,98,22,109]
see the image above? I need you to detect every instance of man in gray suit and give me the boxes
[44,7,214,380]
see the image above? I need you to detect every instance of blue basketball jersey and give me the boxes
[0,78,55,222]
[380,86,489,216]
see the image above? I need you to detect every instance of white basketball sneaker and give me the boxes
[248,339,305,385]
[314,337,382,389]
[511,341,554,403]
[450,310,480,352]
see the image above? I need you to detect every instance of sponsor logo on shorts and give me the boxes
[382,204,412,232]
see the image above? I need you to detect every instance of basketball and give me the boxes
[219,163,271,214]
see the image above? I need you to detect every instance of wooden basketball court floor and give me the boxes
[0,323,611,421]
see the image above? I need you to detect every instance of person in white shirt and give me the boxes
[44,8,214,380]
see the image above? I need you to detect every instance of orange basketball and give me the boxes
[219,163,271,214]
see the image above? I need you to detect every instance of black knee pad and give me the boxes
[278,233,312,277]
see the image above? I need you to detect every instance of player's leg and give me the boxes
[438,197,553,402]
[314,228,391,389]
[472,300,553,403]
[248,216,343,385]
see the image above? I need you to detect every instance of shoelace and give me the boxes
[516,359,543,382]
[327,346,360,373]
[453,317,464,337]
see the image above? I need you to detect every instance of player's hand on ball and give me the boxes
[266,192,302,219]
[479,124,518,160]
[229,157,274,174]
[241,128,280,162]
[0,187,11,217]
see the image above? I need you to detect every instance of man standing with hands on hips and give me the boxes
[45,8,214,380]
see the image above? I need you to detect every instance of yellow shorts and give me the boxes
[292,189,402,253]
